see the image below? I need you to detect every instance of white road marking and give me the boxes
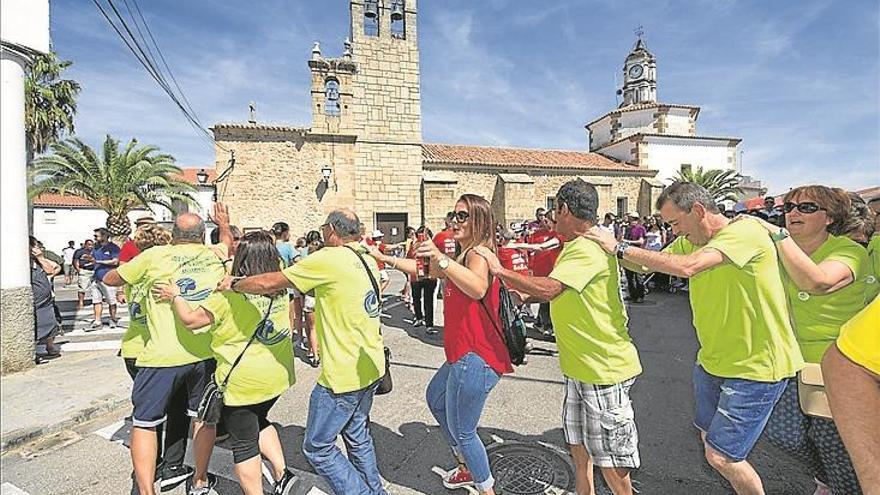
[63,328,126,337]
[306,488,330,495]
[1,482,31,495]
[60,341,121,352]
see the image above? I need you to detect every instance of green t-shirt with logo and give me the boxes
[866,235,880,304]
[117,243,226,367]
[120,281,149,359]
[548,237,642,385]
[282,242,385,394]
[785,235,868,363]
[201,292,295,406]
[665,219,803,381]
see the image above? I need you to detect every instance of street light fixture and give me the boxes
[321,166,332,184]
[196,168,209,185]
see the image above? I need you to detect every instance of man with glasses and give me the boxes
[760,196,783,227]
[584,182,803,495]
[89,228,121,330]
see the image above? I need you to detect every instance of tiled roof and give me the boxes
[422,143,651,174]
[856,186,880,201]
[32,167,214,208]
[212,123,309,132]
[586,102,700,128]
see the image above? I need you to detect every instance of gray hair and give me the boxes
[556,179,599,222]
[656,182,720,214]
[172,215,206,243]
[325,209,361,239]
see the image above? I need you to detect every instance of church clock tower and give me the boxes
[620,36,657,107]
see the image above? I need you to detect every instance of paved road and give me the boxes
[1,274,813,494]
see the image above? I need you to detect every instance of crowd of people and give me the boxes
[27,178,880,495]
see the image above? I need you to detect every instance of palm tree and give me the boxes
[30,136,197,238]
[25,51,81,161]
[672,166,744,203]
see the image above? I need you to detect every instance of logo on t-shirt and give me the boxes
[255,318,289,345]
[176,277,212,302]
[364,289,380,318]
[129,302,146,324]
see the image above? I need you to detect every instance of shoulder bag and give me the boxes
[797,363,832,419]
[344,245,393,395]
[196,296,275,424]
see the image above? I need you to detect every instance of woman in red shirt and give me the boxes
[368,194,512,495]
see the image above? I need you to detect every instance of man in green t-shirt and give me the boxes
[474,179,642,495]
[219,208,387,495]
[584,182,804,495]
[103,212,230,495]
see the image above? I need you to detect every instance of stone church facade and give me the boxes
[212,0,738,243]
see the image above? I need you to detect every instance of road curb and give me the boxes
[1,393,130,454]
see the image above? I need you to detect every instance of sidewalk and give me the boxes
[0,350,129,453]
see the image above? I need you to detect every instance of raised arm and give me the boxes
[210,202,235,256]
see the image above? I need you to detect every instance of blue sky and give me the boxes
[51,0,879,193]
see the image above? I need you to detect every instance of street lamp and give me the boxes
[321,166,332,184]
[196,168,209,185]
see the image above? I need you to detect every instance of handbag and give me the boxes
[479,283,528,366]
[344,246,393,395]
[196,297,275,424]
[797,363,832,419]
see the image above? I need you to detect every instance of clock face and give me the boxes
[628,64,644,79]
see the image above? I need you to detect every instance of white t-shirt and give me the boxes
[62,247,76,265]
[645,231,663,251]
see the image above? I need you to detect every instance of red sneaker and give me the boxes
[442,466,474,489]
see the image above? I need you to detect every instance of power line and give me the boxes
[91,0,229,154]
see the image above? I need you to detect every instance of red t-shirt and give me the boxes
[497,246,529,274]
[528,229,564,277]
[442,275,513,375]
[118,239,141,263]
[432,229,457,257]
[363,238,386,269]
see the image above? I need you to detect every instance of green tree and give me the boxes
[672,166,744,203]
[30,136,196,237]
[25,51,81,160]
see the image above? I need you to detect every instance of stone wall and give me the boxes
[353,142,423,229]
[1,286,34,374]
[214,126,356,235]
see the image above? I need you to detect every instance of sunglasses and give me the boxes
[452,210,470,222]
[783,202,825,214]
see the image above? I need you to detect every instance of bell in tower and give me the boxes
[390,0,404,21]
[364,0,379,19]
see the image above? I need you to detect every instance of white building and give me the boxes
[587,38,742,185]
[32,168,216,253]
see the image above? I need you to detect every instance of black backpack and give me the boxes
[480,282,528,366]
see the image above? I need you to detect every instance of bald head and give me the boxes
[172,213,206,244]
[323,209,361,246]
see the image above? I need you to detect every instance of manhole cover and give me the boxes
[487,442,574,495]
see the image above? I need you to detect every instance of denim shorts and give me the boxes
[131,359,215,428]
[692,364,788,462]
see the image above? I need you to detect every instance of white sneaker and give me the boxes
[87,319,102,331]
[109,319,118,329]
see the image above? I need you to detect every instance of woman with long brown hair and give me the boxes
[368,194,512,495]
[746,185,868,494]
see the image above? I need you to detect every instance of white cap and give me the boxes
[371,229,384,238]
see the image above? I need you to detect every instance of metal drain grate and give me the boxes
[487,442,574,495]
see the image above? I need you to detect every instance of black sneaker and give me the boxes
[188,473,217,495]
[159,464,194,492]
[274,469,298,495]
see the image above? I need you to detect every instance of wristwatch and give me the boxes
[615,242,630,260]
[229,276,245,292]
[438,256,451,271]
[770,228,790,243]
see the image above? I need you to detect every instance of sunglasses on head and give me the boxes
[452,210,470,222]
[783,202,825,214]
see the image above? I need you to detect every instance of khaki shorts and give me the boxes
[77,270,94,293]
[91,280,118,306]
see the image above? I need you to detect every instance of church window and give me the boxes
[616,197,628,218]
[325,79,341,116]
[390,0,405,39]
[364,0,379,36]
[546,196,556,212]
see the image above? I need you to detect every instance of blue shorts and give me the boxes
[131,360,215,428]
[692,364,788,462]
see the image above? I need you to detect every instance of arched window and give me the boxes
[325,79,341,116]
[364,0,379,36]
[390,0,405,39]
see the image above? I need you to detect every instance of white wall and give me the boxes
[616,109,656,140]
[665,109,694,135]
[588,118,613,150]
[595,139,634,164]
[644,137,736,184]
[32,208,148,254]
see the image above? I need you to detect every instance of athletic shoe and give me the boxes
[442,466,475,489]
[426,326,438,335]
[412,318,424,327]
[274,469,298,495]
[159,464,194,492]
[87,319,102,331]
[187,473,217,495]
[109,318,118,329]
[308,355,320,368]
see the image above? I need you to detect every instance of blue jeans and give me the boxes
[693,364,788,462]
[426,352,501,492]
[302,382,386,495]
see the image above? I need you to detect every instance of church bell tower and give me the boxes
[619,35,657,107]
